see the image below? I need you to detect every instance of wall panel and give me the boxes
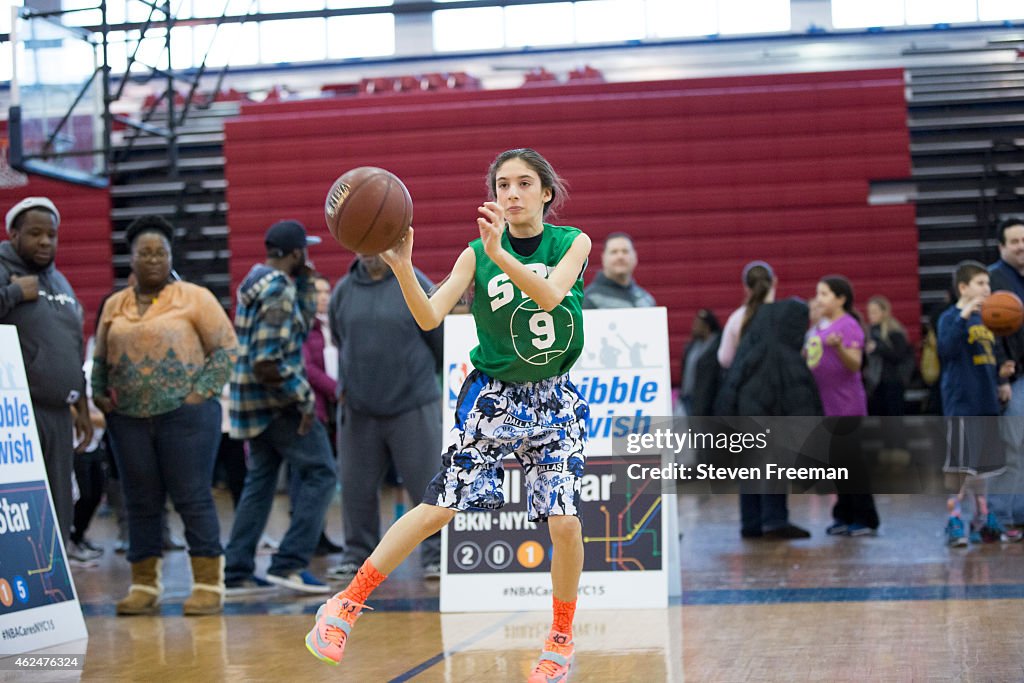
[225,70,916,385]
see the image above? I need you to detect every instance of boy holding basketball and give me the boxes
[938,261,1022,544]
[306,148,591,682]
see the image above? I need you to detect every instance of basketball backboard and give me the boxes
[8,7,107,188]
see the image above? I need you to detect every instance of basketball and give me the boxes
[982,290,1024,336]
[324,167,413,255]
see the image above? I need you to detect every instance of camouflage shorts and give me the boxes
[423,370,589,522]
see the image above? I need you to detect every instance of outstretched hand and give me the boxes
[380,227,414,269]
[477,202,505,256]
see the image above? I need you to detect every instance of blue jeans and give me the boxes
[225,411,336,581]
[992,376,1024,525]
[106,400,223,562]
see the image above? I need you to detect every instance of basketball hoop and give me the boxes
[0,137,30,189]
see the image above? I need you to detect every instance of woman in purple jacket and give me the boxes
[303,275,339,429]
[300,274,343,555]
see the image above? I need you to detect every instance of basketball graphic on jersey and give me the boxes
[805,335,823,370]
[509,301,575,366]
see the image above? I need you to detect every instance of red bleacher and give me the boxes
[224,69,916,383]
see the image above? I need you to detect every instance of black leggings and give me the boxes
[71,445,108,543]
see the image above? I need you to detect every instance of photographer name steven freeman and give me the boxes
[626,462,850,482]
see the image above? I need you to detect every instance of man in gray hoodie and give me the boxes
[0,196,93,543]
[326,253,444,580]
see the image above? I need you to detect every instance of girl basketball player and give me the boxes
[306,148,591,682]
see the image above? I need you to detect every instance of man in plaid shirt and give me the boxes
[224,220,337,594]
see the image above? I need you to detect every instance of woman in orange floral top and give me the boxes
[91,215,237,617]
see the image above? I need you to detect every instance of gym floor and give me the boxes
[17,489,1024,682]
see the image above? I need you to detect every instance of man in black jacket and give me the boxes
[988,217,1024,528]
[0,197,93,543]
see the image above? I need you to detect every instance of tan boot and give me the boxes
[116,556,162,616]
[183,555,224,616]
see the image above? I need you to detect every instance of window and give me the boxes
[259,0,323,12]
[327,0,393,7]
[103,27,173,73]
[48,0,395,74]
[831,0,904,29]
[832,0,1024,28]
[505,3,574,48]
[104,30,129,73]
[905,0,977,25]
[259,18,327,63]
[718,0,790,35]
[326,13,394,59]
[189,0,254,19]
[130,31,172,71]
[978,0,1024,21]
[436,0,792,51]
[433,7,503,52]
[646,0,718,39]
[575,1,646,44]
[0,0,22,35]
[0,0,23,81]
[61,0,102,27]
[192,22,259,67]
[169,25,193,70]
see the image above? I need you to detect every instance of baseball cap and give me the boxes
[264,220,321,253]
[5,197,60,234]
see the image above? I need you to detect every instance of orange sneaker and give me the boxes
[527,630,574,682]
[304,595,370,666]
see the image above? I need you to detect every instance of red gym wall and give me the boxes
[224,69,917,384]
[0,177,112,330]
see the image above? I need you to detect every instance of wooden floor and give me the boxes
[9,490,1024,682]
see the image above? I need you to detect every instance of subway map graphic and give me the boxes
[447,460,662,574]
[0,480,75,613]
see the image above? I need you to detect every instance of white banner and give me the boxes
[0,325,88,657]
[440,308,675,612]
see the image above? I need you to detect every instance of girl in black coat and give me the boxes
[715,265,822,539]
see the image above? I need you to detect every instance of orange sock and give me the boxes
[551,597,576,638]
[341,560,387,605]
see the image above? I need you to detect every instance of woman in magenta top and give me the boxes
[805,277,867,417]
[805,275,879,535]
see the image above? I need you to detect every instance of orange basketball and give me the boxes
[982,290,1024,336]
[324,167,412,255]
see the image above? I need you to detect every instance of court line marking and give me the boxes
[387,611,524,683]
[681,583,1024,605]
[77,582,1024,617]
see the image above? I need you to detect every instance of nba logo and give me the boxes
[447,363,469,407]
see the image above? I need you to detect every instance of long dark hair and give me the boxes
[486,148,568,218]
[741,264,774,337]
[821,275,862,325]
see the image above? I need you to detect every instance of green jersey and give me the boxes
[468,224,585,383]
